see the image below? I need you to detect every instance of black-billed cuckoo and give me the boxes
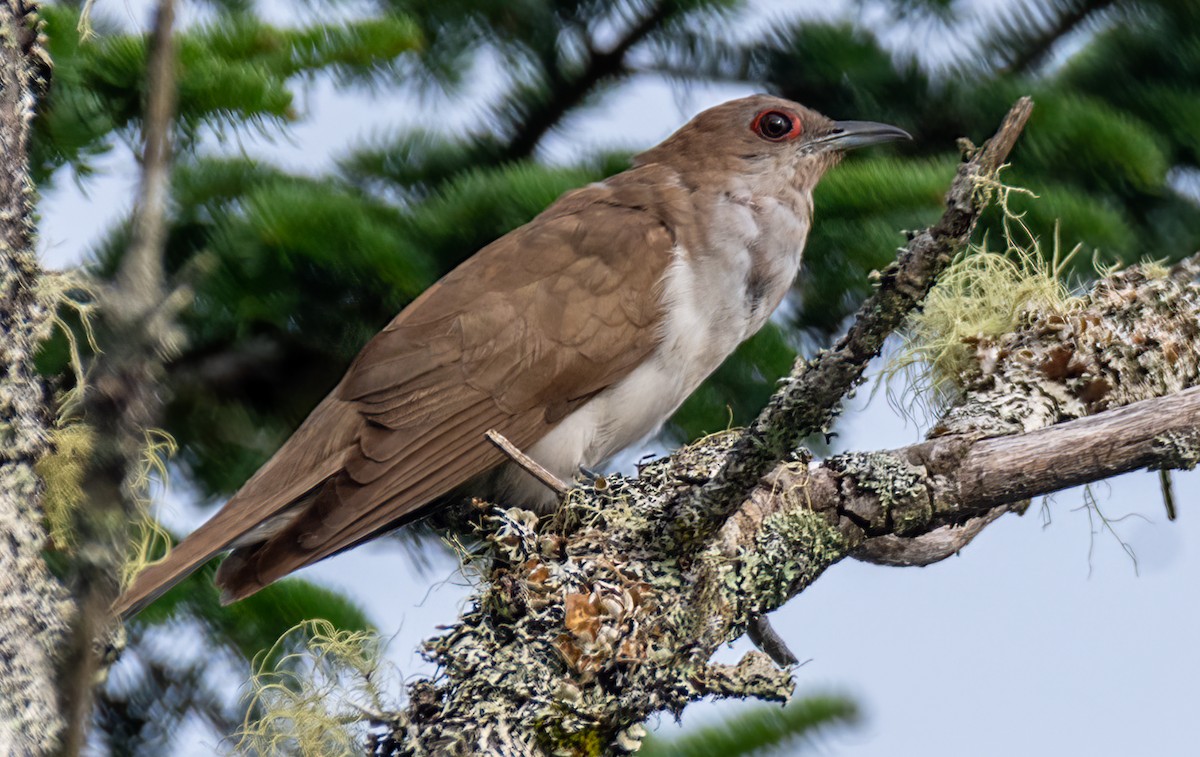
[115,95,909,617]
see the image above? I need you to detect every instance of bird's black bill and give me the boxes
[816,120,912,151]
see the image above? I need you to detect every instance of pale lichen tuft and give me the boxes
[34,423,94,549]
[236,619,397,756]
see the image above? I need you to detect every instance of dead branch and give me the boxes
[775,385,1200,571]
[486,429,570,497]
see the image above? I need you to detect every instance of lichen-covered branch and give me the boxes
[0,2,73,753]
[711,256,1200,619]
[376,248,1200,757]
[364,95,1200,753]
[751,383,1200,583]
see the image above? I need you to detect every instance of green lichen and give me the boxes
[237,620,397,757]
[885,177,1079,416]
[720,505,847,625]
[888,179,1200,441]
[828,452,931,535]
[536,722,604,757]
[34,424,94,549]
[120,429,178,589]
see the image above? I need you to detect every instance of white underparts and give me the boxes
[497,186,811,511]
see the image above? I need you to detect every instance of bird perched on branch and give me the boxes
[114,95,909,618]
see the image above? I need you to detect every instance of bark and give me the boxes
[0,3,73,754]
[371,101,1200,755]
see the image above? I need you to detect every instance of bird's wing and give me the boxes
[207,186,678,600]
[115,179,678,617]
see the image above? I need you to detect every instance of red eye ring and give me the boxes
[752,110,802,141]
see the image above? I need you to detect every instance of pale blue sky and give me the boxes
[44,1,1200,755]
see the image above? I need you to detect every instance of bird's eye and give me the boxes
[752,110,800,141]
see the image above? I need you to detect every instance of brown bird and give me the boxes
[114,95,909,618]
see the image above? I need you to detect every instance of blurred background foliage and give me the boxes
[31,0,1200,751]
[638,695,860,756]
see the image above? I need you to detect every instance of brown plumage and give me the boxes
[114,95,909,618]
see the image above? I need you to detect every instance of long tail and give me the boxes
[113,513,249,619]
[113,393,360,619]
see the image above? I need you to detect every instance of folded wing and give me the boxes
[114,181,676,616]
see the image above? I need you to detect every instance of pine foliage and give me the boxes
[638,696,860,757]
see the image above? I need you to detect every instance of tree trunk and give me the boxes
[0,2,73,753]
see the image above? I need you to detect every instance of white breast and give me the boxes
[495,188,811,510]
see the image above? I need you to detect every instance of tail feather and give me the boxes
[112,516,242,619]
[213,546,261,605]
[113,393,357,619]
[113,490,316,618]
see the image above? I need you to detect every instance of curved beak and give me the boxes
[814,120,912,151]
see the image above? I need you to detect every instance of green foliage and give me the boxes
[34,5,422,184]
[638,695,860,757]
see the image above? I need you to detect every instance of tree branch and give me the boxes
[61,1,182,750]
[0,3,72,753]
[497,0,673,162]
[952,389,1200,509]
[370,100,1200,754]
[771,385,1200,571]
[994,0,1116,76]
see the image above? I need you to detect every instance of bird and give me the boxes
[113,94,909,618]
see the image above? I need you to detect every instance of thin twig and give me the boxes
[485,429,570,497]
[1159,469,1177,521]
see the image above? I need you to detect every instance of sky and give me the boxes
[41,1,1200,755]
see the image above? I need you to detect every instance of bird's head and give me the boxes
[634,94,911,194]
